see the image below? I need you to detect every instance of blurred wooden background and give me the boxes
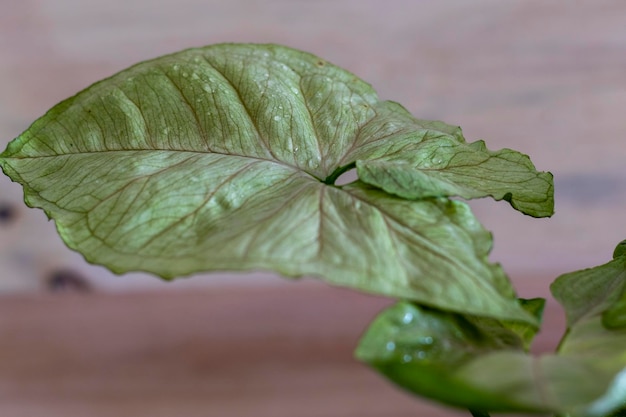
[0,283,563,417]
[0,1,624,416]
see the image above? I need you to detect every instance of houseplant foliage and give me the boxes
[0,43,622,415]
[356,241,626,416]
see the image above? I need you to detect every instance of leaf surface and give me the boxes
[0,44,552,321]
[551,243,626,329]
[353,103,554,218]
[357,241,626,416]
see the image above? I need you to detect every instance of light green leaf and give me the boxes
[354,301,544,413]
[357,242,626,416]
[353,102,554,218]
[356,303,626,416]
[551,240,626,329]
[471,297,545,351]
[0,43,547,322]
[604,298,626,330]
[606,241,626,329]
[553,315,626,416]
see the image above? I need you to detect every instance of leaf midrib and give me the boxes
[3,147,517,307]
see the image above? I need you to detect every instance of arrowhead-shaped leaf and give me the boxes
[0,44,552,322]
[357,241,626,416]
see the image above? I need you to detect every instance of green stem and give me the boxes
[323,162,356,185]
[469,410,490,417]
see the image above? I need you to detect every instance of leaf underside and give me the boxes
[0,43,553,323]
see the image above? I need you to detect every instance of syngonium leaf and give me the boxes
[0,43,552,322]
[551,240,626,329]
[357,240,626,416]
[353,104,554,218]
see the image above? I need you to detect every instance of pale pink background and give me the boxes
[2,0,624,294]
[0,1,624,416]
[2,0,625,293]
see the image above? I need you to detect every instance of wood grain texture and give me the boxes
[0,2,617,415]
[0,284,560,417]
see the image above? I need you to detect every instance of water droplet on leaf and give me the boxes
[420,336,433,345]
[431,156,443,165]
[402,312,414,324]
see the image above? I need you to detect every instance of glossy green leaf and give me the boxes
[355,301,545,413]
[356,304,626,416]
[0,43,552,322]
[357,242,626,416]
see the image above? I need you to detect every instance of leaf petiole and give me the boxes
[323,161,356,185]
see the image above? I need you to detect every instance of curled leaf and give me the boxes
[353,102,554,218]
[356,300,626,416]
[357,243,626,416]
